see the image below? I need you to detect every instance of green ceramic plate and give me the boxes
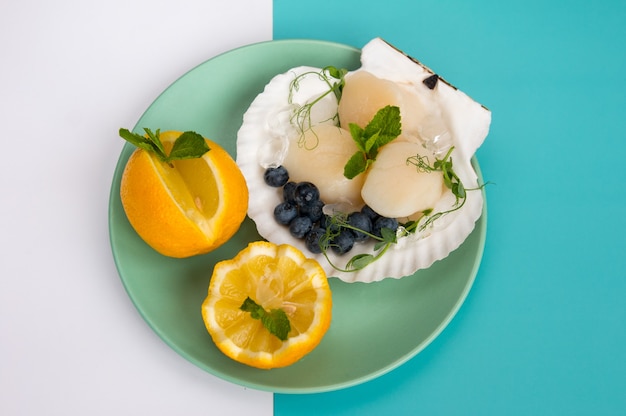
[108,39,487,394]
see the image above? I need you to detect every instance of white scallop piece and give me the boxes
[236,38,491,283]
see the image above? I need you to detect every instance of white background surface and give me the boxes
[0,1,273,414]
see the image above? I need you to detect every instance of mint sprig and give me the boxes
[240,297,291,341]
[119,128,210,164]
[343,105,402,179]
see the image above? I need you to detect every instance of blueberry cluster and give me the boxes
[264,166,399,256]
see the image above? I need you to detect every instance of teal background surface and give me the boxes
[274,0,626,414]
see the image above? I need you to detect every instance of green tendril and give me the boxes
[316,147,488,273]
[288,66,347,148]
[406,146,487,232]
[316,212,399,273]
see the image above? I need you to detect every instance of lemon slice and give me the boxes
[202,241,332,369]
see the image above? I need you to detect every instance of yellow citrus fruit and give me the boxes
[202,241,332,369]
[120,130,248,258]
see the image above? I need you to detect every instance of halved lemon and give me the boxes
[202,241,332,369]
[119,130,248,258]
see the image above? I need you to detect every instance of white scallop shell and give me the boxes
[236,38,491,283]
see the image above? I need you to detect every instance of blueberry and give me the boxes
[305,227,327,254]
[319,214,339,234]
[273,202,298,225]
[347,212,372,242]
[373,217,399,238]
[361,205,380,222]
[294,182,320,207]
[300,199,324,222]
[289,216,313,239]
[283,181,297,203]
[331,229,355,255]
[264,166,289,187]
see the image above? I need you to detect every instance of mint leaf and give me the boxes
[343,105,401,179]
[348,123,366,152]
[240,297,291,341]
[143,128,167,159]
[119,128,211,163]
[166,131,210,161]
[240,297,263,319]
[362,105,401,149]
[262,309,291,341]
[364,132,380,154]
[344,151,368,179]
[119,128,165,158]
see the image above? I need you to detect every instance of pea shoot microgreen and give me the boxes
[314,212,399,273]
[404,146,482,232]
[240,297,291,341]
[281,64,487,274]
[119,128,210,166]
[315,146,486,273]
[288,66,348,147]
